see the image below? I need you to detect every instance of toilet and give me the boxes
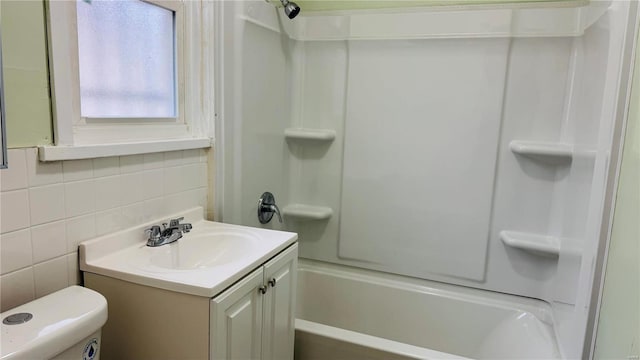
[0,286,107,360]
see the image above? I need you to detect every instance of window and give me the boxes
[77,0,176,118]
[43,0,212,160]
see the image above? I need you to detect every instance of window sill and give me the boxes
[38,137,212,161]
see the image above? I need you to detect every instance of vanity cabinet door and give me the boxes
[211,267,265,360]
[261,243,298,360]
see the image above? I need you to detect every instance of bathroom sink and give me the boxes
[79,207,297,297]
[132,230,259,271]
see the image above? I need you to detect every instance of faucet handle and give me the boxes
[169,217,185,227]
[258,192,283,224]
[145,225,162,240]
[269,204,283,223]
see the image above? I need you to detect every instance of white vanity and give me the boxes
[79,207,298,360]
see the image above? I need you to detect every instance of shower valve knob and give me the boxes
[258,192,283,224]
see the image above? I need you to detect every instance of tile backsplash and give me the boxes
[0,148,210,311]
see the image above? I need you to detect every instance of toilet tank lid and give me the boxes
[0,286,107,360]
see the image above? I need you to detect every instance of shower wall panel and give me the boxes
[287,41,348,262]
[224,1,580,298]
[287,35,575,297]
[487,37,573,297]
[338,39,509,281]
[219,1,293,230]
[239,22,292,228]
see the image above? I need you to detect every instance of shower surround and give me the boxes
[215,1,637,358]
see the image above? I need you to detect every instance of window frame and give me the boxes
[43,0,212,160]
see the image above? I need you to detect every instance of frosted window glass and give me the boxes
[76,0,176,118]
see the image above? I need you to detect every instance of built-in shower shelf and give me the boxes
[282,204,333,220]
[509,141,573,164]
[284,128,336,142]
[500,231,560,258]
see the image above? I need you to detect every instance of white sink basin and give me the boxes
[79,207,297,297]
[132,230,259,271]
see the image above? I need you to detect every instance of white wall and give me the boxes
[0,148,209,312]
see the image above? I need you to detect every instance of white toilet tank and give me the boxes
[0,286,107,360]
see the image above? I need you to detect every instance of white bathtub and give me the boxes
[295,260,562,359]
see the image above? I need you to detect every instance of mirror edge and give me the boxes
[0,26,8,169]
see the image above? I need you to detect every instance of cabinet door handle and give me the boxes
[268,278,276,287]
[258,285,268,295]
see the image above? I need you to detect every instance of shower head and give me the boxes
[280,0,300,19]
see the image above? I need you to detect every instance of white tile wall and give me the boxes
[1,190,31,233]
[30,221,67,263]
[64,180,96,217]
[62,159,94,182]
[0,148,210,312]
[93,157,119,177]
[119,172,144,205]
[26,149,63,187]
[143,170,165,200]
[1,150,27,191]
[29,184,65,225]
[95,176,122,211]
[33,256,69,298]
[65,214,95,251]
[0,267,35,311]
[0,229,32,274]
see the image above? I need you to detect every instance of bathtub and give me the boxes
[295,260,561,359]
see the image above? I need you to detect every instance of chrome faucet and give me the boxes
[145,217,192,247]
